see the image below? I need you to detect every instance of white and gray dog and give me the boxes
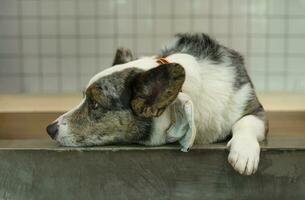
[47,33,268,175]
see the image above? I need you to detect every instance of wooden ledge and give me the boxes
[1,93,305,140]
[0,92,305,113]
[0,94,81,113]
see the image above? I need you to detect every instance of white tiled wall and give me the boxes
[0,0,305,93]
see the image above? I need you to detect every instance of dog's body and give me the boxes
[47,33,268,175]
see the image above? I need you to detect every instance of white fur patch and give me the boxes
[88,56,158,87]
[162,54,252,144]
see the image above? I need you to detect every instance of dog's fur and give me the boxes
[48,33,268,175]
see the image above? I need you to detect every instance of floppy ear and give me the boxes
[112,47,134,66]
[131,63,185,118]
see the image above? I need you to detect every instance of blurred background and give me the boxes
[1,2,305,194]
[0,0,304,94]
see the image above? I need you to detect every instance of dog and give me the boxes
[47,33,268,175]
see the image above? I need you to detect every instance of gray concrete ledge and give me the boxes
[0,137,305,200]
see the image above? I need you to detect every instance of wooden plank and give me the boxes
[1,93,305,113]
[1,111,305,139]
[0,113,62,139]
[0,94,304,139]
[267,111,305,136]
[0,144,304,200]
[0,95,81,113]
[258,92,305,111]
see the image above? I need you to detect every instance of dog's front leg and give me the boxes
[227,115,266,175]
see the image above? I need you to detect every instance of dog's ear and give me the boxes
[112,47,134,66]
[131,63,185,118]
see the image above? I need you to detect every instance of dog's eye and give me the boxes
[92,101,99,110]
[88,97,100,110]
[93,102,99,109]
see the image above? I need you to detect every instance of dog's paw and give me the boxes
[227,135,260,175]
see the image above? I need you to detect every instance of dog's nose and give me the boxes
[46,121,59,139]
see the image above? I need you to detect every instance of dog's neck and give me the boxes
[139,106,172,146]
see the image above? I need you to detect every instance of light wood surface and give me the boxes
[1,111,304,139]
[0,94,81,113]
[0,92,305,113]
[258,92,305,111]
[0,93,304,139]
[0,112,63,139]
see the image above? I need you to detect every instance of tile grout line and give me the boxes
[56,0,62,93]
[2,14,305,20]
[246,0,252,75]
[190,0,194,32]
[4,70,305,78]
[151,0,156,54]
[37,0,43,92]
[265,1,270,91]
[75,0,81,90]
[283,0,289,91]
[17,0,24,93]
[170,0,174,36]
[113,0,118,52]
[1,33,305,39]
[227,0,233,47]
[1,52,305,58]
[94,0,100,73]
[133,0,138,56]
[208,0,213,35]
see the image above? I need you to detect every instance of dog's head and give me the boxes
[46,48,185,146]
